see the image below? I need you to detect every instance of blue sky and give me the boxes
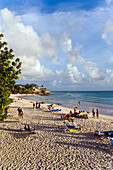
[0,0,103,12]
[0,0,113,90]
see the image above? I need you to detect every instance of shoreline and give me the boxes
[12,93,113,121]
[1,94,113,169]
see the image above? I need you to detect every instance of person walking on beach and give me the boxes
[96,109,99,118]
[17,108,24,120]
[92,108,95,118]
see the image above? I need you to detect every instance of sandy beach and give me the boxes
[0,94,113,169]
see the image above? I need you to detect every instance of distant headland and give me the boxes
[12,83,51,96]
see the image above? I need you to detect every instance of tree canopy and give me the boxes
[0,34,22,121]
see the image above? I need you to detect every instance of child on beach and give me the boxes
[17,108,24,120]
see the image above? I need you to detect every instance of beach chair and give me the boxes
[110,139,113,147]
[94,130,113,154]
[48,103,62,112]
[94,130,113,137]
[107,138,113,156]
[49,108,61,112]
[64,122,83,133]
[48,103,62,108]
[73,111,89,119]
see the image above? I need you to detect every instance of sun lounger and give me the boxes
[49,109,61,112]
[94,130,113,137]
[94,130,113,153]
[73,111,89,119]
[107,138,113,154]
[48,103,62,107]
[64,122,83,132]
[62,111,89,120]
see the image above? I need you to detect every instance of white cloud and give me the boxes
[83,61,100,79]
[1,8,42,57]
[54,64,85,87]
[67,64,85,83]
[61,38,102,79]
[21,59,54,82]
[106,69,113,77]
[1,8,59,60]
[102,20,113,45]
[0,8,57,83]
[0,4,113,90]
[105,0,113,5]
[61,37,72,53]
[66,45,83,63]
[102,69,113,85]
[40,33,58,60]
[58,27,103,80]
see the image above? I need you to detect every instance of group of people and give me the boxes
[75,101,99,119]
[69,107,78,117]
[17,100,99,121]
[63,107,78,119]
[92,108,99,118]
[33,101,41,109]
[17,101,42,120]
[64,102,99,119]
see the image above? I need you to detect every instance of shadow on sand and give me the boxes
[33,115,62,122]
[0,120,19,123]
[10,106,32,109]
[0,127,36,138]
[32,123,64,133]
[55,140,110,153]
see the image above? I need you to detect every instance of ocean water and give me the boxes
[22,91,113,116]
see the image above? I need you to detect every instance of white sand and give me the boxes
[0,94,113,169]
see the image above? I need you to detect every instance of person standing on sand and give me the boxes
[96,109,99,118]
[38,102,41,109]
[77,101,80,111]
[36,101,38,109]
[92,108,95,118]
[33,102,35,109]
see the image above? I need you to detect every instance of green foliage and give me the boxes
[41,89,46,94]
[12,84,36,94]
[29,83,38,89]
[12,83,43,94]
[0,34,22,121]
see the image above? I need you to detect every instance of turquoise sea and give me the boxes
[22,91,113,116]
